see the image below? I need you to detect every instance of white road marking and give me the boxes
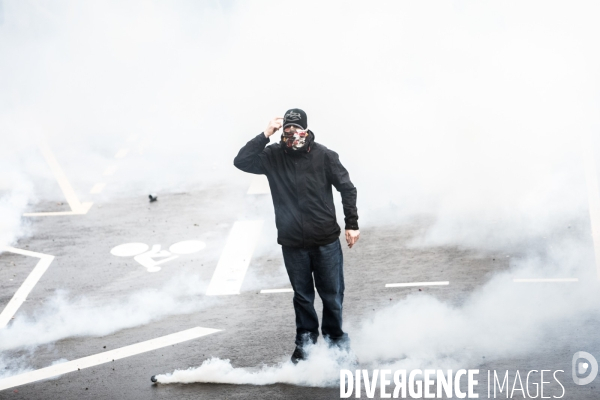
[22,208,94,217]
[110,241,206,272]
[0,247,55,329]
[385,281,449,288]
[582,132,600,279]
[103,165,118,176]
[114,148,129,159]
[110,243,149,257]
[23,142,93,216]
[0,327,221,391]
[169,240,206,255]
[133,245,178,273]
[247,175,270,194]
[206,220,264,295]
[89,182,106,194]
[260,288,293,294]
[513,278,579,283]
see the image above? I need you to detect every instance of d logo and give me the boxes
[572,351,598,385]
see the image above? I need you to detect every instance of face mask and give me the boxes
[282,126,308,151]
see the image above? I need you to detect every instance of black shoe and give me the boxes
[291,346,306,364]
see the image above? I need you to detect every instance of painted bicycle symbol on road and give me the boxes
[110,240,206,272]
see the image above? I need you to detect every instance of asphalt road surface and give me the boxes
[1,143,600,399]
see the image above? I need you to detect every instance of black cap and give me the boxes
[283,108,307,130]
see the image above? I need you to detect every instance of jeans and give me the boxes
[282,238,349,348]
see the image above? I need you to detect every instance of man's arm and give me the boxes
[233,117,283,174]
[326,150,360,247]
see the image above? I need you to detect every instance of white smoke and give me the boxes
[155,235,600,387]
[0,179,33,252]
[0,273,211,352]
[155,341,357,387]
[1,0,598,243]
[0,273,213,379]
[1,0,600,390]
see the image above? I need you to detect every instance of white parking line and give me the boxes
[385,281,449,288]
[206,220,264,295]
[114,148,129,159]
[582,132,600,279]
[22,208,94,217]
[260,288,293,294]
[89,183,106,194]
[0,247,55,328]
[23,142,93,216]
[247,175,270,194]
[513,278,578,283]
[0,327,221,391]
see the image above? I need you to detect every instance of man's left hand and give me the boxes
[345,230,360,248]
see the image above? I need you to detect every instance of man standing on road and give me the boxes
[234,108,360,363]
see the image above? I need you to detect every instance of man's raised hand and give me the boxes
[264,117,284,138]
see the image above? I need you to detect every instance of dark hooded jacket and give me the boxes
[233,131,359,248]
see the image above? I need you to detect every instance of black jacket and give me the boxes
[234,131,359,248]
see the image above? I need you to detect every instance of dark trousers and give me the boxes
[282,239,349,348]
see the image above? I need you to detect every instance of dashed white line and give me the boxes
[206,220,264,295]
[513,278,578,283]
[103,165,118,176]
[89,183,106,194]
[260,288,293,294]
[114,148,129,159]
[385,281,449,288]
[0,327,221,391]
[0,247,55,328]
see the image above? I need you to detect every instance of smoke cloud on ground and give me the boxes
[156,343,357,387]
[0,178,33,251]
[0,273,213,379]
[155,235,600,387]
